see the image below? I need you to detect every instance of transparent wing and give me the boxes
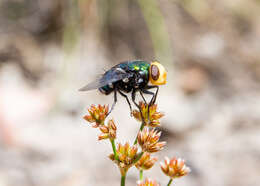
[78,76,104,91]
[79,68,132,91]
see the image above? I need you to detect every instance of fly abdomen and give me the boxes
[99,85,114,95]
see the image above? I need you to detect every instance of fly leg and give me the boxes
[141,86,159,122]
[139,91,147,104]
[118,89,133,116]
[131,90,140,109]
[144,85,159,105]
[140,89,154,122]
[107,90,117,116]
[131,90,145,123]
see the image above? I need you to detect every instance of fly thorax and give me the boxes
[139,70,149,82]
[138,78,143,84]
[122,78,129,83]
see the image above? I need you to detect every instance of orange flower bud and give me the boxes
[135,152,157,170]
[160,157,191,179]
[138,128,166,153]
[98,119,117,140]
[99,125,109,133]
[98,133,109,140]
[132,102,164,127]
[109,142,139,176]
[108,119,117,130]
[137,178,160,186]
[83,104,109,127]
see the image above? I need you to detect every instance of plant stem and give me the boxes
[110,138,118,160]
[139,170,143,181]
[167,178,173,186]
[121,175,126,186]
[134,122,145,145]
[136,0,173,64]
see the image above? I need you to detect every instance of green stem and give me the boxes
[137,0,173,64]
[134,122,145,145]
[167,178,173,186]
[110,139,118,160]
[139,169,143,181]
[121,175,126,186]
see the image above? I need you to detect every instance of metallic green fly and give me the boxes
[79,60,167,115]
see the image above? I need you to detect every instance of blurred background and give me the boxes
[0,0,260,185]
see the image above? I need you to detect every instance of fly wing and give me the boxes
[78,76,104,91]
[79,68,132,91]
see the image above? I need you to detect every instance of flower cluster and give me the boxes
[98,119,117,140]
[109,142,139,175]
[132,102,164,127]
[83,104,108,127]
[83,104,117,141]
[160,157,191,179]
[83,102,190,186]
[135,152,157,170]
[137,178,160,186]
[138,128,166,153]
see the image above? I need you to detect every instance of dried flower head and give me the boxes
[160,157,191,179]
[137,178,160,186]
[98,119,117,140]
[135,152,157,170]
[83,104,109,127]
[138,128,166,153]
[132,102,164,127]
[109,142,138,175]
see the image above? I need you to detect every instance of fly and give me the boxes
[79,60,167,116]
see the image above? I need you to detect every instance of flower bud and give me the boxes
[160,157,191,179]
[109,142,138,176]
[138,128,166,153]
[135,152,157,170]
[83,104,109,127]
[132,102,164,127]
[137,178,160,186]
[98,119,117,140]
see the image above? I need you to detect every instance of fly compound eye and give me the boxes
[151,65,160,81]
[149,61,167,85]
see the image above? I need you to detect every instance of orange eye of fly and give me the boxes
[151,64,160,81]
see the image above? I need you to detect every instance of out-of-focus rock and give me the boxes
[178,66,209,95]
[193,33,225,59]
